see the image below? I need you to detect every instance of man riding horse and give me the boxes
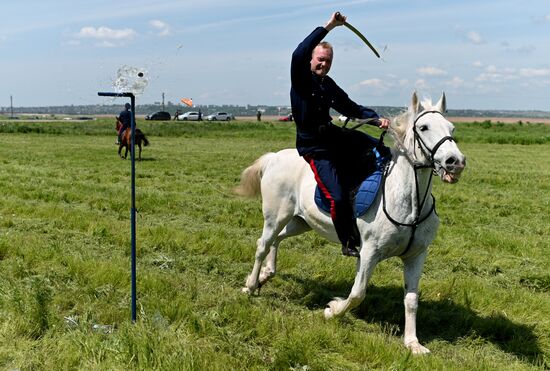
[116,103,132,145]
[115,104,150,160]
[291,11,390,257]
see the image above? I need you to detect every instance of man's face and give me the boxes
[310,45,333,77]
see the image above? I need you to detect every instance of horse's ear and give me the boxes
[435,92,446,113]
[411,91,420,115]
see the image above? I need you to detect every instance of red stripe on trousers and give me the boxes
[306,156,337,220]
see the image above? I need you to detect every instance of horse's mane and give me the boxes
[390,97,437,144]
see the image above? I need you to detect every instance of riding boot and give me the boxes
[341,218,361,258]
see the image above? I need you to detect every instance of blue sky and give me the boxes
[1,0,550,110]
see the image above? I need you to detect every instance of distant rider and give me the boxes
[117,103,132,145]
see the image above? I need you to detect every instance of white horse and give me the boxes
[236,92,466,354]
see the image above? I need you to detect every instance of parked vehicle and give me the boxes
[176,111,200,121]
[278,113,293,122]
[145,111,171,121]
[206,112,232,121]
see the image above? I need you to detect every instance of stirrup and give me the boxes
[341,244,360,258]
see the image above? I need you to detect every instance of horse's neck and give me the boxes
[384,152,433,221]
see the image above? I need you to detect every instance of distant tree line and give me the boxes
[1,103,549,119]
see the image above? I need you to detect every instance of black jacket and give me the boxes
[119,109,132,129]
[290,27,379,156]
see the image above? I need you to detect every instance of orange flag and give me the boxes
[180,98,193,107]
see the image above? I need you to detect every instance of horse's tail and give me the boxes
[136,129,150,146]
[234,152,275,197]
[142,134,150,147]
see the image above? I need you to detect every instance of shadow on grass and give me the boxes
[113,157,157,162]
[278,273,546,367]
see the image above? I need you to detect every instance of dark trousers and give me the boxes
[118,126,128,142]
[305,154,359,247]
[304,127,379,248]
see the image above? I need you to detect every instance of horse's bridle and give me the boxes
[382,110,456,256]
[412,110,456,170]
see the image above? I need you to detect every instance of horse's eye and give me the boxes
[419,125,428,132]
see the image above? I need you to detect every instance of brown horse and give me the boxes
[116,117,150,160]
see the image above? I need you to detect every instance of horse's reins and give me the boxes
[381,110,455,256]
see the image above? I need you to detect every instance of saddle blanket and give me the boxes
[314,169,383,217]
[314,147,390,217]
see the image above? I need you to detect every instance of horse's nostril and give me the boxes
[445,156,457,165]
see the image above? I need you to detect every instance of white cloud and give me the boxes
[76,26,136,40]
[149,19,171,36]
[445,77,465,88]
[472,61,483,68]
[359,78,389,89]
[519,68,550,77]
[73,26,136,47]
[467,31,484,44]
[476,65,517,83]
[414,79,429,90]
[95,40,117,48]
[417,66,447,76]
[455,26,485,45]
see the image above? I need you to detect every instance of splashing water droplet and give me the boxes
[113,65,149,96]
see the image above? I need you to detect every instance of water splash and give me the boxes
[112,65,149,96]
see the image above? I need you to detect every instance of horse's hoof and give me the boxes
[324,307,334,319]
[324,298,345,319]
[241,287,253,295]
[406,341,431,355]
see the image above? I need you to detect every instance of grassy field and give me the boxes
[0,118,548,370]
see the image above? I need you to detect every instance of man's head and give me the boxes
[125,103,131,110]
[310,41,333,77]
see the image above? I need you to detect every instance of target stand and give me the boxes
[98,91,138,322]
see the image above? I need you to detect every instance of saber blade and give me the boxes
[343,22,380,58]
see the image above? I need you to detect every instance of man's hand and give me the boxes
[325,12,347,31]
[377,118,390,129]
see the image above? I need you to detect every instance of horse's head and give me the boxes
[116,116,122,131]
[391,92,466,183]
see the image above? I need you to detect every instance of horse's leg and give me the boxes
[259,216,311,286]
[402,250,430,354]
[242,207,294,295]
[243,218,290,294]
[324,246,379,319]
[118,145,124,159]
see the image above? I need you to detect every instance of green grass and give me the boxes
[0,118,548,370]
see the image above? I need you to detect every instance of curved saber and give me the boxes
[343,21,380,58]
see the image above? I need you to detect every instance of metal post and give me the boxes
[97,91,137,322]
[129,95,137,322]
